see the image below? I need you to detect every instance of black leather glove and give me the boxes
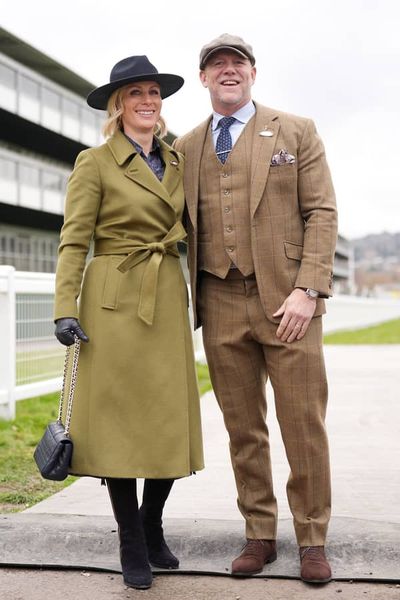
[55,317,89,346]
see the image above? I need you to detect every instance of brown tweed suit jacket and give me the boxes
[174,102,338,328]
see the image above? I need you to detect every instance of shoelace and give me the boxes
[300,546,324,561]
[242,539,268,556]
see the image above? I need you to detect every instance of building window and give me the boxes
[0,156,18,204]
[0,229,59,272]
[16,236,31,271]
[0,62,17,112]
[42,171,63,213]
[81,107,98,146]
[19,164,41,209]
[19,74,40,123]
[42,87,61,131]
[61,97,80,139]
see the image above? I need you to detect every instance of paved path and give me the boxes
[1,569,399,600]
[27,345,400,527]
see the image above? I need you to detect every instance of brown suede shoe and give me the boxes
[231,539,277,575]
[300,546,332,583]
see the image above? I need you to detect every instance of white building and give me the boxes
[0,26,104,272]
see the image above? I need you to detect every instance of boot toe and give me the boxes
[124,578,152,590]
[149,544,180,569]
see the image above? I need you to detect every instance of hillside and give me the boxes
[352,232,400,263]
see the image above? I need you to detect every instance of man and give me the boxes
[174,33,337,583]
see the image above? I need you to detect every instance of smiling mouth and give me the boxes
[136,110,155,115]
[220,80,239,86]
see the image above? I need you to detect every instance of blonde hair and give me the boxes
[102,85,167,139]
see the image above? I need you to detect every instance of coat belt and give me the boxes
[95,221,186,326]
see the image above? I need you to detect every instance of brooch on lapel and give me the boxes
[271,149,296,166]
[259,129,274,137]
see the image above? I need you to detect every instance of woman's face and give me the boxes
[121,81,162,137]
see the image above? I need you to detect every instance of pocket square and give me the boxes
[271,149,296,166]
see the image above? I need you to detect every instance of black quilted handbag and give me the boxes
[34,339,80,481]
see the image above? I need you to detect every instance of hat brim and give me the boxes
[87,73,184,110]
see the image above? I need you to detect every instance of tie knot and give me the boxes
[218,116,236,131]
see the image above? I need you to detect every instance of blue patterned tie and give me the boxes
[215,116,236,164]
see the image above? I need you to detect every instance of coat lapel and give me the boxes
[107,130,177,212]
[183,117,211,229]
[159,140,183,200]
[250,103,280,217]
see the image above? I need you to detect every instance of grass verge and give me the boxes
[0,363,212,513]
[196,362,212,395]
[323,318,400,344]
[0,391,77,513]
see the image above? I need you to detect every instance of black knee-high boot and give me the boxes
[106,478,153,589]
[139,478,179,569]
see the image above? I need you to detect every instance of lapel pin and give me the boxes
[259,130,274,137]
[170,160,179,166]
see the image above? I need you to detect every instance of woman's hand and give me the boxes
[55,318,89,346]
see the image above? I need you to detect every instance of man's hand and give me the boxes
[55,318,89,346]
[273,288,317,343]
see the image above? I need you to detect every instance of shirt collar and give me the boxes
[123,133,160,155]
[211,100,256,131]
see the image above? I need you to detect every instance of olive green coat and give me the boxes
[54,130,204,478]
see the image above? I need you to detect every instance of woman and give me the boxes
[53,55,204,590]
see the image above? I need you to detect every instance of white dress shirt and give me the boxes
[211,100,256,148]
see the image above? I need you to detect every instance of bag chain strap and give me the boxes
[57,336,81,437]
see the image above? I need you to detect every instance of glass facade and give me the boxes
[61,96,80,139]
[0,54,104,146]
[42,86,61,130]
[0,48,101,276]
[0,224,60,273]
[0,149,69,215]
[20,164,41,209]
[0,62,17,111]
[0,156,18,203]
[19,74,40,123]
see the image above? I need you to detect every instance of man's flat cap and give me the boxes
[199,33,255,69]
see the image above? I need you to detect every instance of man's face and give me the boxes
[199,50,256,115]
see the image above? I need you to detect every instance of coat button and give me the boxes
[226,225,233,232]
[223,189,230,195]
[227,246,234,252]
[224,206,231,213]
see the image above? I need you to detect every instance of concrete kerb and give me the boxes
[1,513,400,581]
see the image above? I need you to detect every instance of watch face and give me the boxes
[306,288,319,298]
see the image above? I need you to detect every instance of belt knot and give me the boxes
[148,242,166,255]
[114,220,186,326]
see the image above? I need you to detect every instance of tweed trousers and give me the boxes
[198,273,331,546]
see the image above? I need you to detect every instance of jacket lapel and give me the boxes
[183,117,211,229]
[249,103,280,217]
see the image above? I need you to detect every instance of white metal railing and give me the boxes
[0,266,63,419]
[2,265,399,420]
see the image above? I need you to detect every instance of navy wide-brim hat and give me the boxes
[87,55,184,110]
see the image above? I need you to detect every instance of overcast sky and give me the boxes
[2,0,400,239]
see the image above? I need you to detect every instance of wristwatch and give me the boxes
[304,288,319,299]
